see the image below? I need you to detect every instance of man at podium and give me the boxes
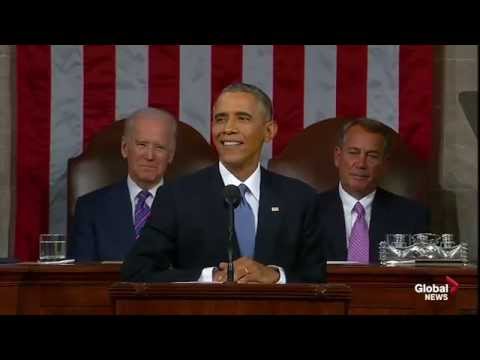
[121,83,326,284]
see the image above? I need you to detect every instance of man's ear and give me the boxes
[264,120,278,143]
[121,136,128,159]
[168,145,176,164]
[334,146,341,168]
[381,153,391,174]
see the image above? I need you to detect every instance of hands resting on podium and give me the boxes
[213,257,280,284]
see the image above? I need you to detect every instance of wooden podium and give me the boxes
[109,282,351,315]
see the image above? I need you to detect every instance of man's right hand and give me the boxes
[212,267,227,283]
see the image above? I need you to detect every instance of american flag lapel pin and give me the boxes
[271,206,280,212]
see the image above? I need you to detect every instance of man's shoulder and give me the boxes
[264,168,317,196]
[376,187,427,212]
[77,180,127,204]
[168,165,216,188]
[159,165,217,199]
[317,188,339,201]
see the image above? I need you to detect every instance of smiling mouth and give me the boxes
[221,140,243,147]
[351,174,368,180]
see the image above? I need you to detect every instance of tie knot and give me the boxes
[353,202,365,216]
[137,190,151,203]
[238,184,249,198]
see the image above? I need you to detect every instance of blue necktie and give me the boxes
[234,184,256,258]
[134,190,151,239]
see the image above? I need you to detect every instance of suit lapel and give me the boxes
[254,168,282,264]
[331,190,348,260]
[369,188,389,262]
[110,180,136,249]
[207,165,242,260]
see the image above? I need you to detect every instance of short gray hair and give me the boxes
[338,117,393,156]
[217,83,273,121]
[123,107,177,141]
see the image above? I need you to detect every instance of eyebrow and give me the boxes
[214,111,253,119]
[346,147,381,154]
[235,112,252,118]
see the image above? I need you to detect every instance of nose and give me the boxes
[224,117,237,134]
[355,153,367,168]
[145,144,154,160]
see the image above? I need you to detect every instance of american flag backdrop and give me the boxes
[15,45,433,261]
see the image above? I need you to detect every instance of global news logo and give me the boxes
[414,276,459,301]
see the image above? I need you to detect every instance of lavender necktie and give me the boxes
[234,184,256,258]
[348,202,369,263]
[134,190,152,239]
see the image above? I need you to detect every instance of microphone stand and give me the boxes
[226,202,235,282]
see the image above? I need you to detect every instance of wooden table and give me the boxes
[0,263,476,315]
[0,263,120,315]
[327,264,477,314]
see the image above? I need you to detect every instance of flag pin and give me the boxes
[271,207,280,212]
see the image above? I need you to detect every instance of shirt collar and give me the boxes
[218,162,261,202]
[127,175,163,200]
[338,182,376,213]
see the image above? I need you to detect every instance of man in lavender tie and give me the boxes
[69,108,177,261]
[317,118,430,263]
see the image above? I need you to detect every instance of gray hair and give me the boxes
[338,117,393,156]
[123,107,177,141]
[217,82,273,121]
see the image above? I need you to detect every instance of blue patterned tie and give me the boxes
[134,190,152,239]
[234,184,256,258]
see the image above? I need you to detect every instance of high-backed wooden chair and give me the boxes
[268,117,429,204]
[67,120,218,229]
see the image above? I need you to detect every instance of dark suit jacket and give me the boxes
[317,187,430,263]
[121,165,326,283]
[68,179,136,261]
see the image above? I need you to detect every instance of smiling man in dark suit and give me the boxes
[121,83,326,283]
[318,117,430,263]
[69,107,177,261]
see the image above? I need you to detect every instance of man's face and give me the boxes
[121,116,175,189]
[334,125,387,199]
[212,91,277,177]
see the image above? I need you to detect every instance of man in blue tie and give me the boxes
[69,108,177,261]
[317,118,430,263]
[121,83,326,283]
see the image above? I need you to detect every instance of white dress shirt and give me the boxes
[198,162,286,284]
[126,176,163,221]
[338,182,375,247]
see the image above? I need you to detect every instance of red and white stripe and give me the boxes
[15,44,433,260]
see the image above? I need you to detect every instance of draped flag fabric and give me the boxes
[15,45,433,260]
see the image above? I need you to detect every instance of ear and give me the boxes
[121,136,128,159]
[381,154,391,175]
[168,147,175,164]
[334,146,341,168]
[264,120,278,143]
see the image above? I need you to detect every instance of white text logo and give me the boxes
[414,277,459,301]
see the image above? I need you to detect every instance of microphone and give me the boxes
[223,185,241,282]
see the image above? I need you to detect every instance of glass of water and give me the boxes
[39,234,67,262]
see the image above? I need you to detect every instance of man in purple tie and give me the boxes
[317,118,430,263]
[69,108,177,261]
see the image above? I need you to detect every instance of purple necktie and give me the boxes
[348,202,369,263]
[134,190,152,239]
